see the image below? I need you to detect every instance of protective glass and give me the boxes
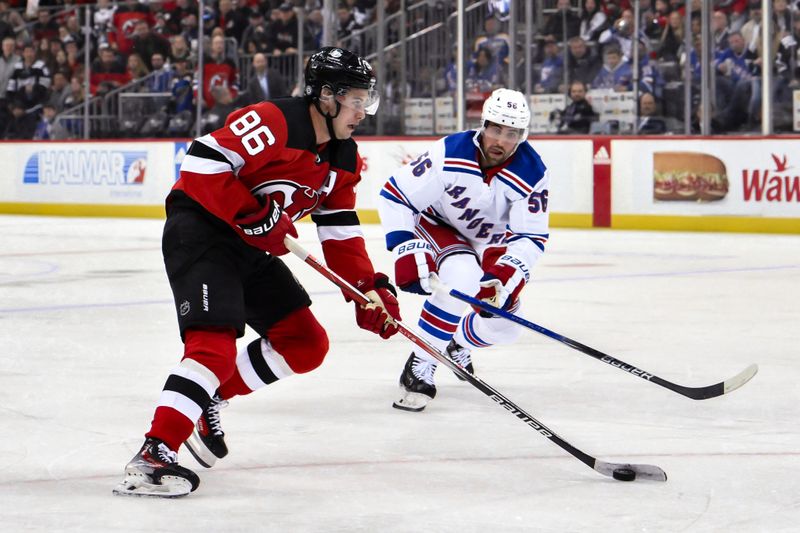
[482,123,524,143]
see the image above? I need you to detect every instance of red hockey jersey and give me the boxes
[171,97,375,289]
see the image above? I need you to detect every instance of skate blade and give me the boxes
[184,433,217,469]
[392,390,432,412]
[112,474,192,498]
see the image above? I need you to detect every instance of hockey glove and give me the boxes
[234,195,297,256]
[474,254,530,317]
[393,238,437,295]
[355,272,402,339]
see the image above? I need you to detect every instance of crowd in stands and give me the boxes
[1,0,800,139]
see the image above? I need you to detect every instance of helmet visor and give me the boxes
[334,88,380,115]
[482,122,524,143]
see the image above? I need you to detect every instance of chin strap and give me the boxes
[313,98,341,141]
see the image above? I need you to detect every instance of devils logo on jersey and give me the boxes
[252,180,324,220]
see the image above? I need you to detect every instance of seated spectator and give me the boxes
[6,42,51,109]
[541,0,580,43]
[32,9,60,42]
[62,75,85,110]
[0,1,25,41]
[148,52,173,92]
[553,80,597,134]
[636,92,668,134]
[658,10,684,62]
[3,99,38,139]
[90,43,128,94]
[591,45,632,91]
[216,0,251,44]
[33,103,69,140]
[169,57,194,113]
[202,85,239,134]
[241,10,271,54]
[712,10,731,53]
[109,0,153,56]
[165,0,197,36]
[93,0,117,42]
[201,34,239,108]
[637,42,664,99]
[579,0,608,43]
[169,34,191,63]
[126,52,150,84]
[244,52,289,105]
[0,35,20,103]
[599,9,647,62]
[466,47,503,94]
[270,2,302,55]
[740,1,762,54]
[131,19,171,70]
[473,14,511,66]
[566,36,601,87]
[534,37,564,94]
[47,70,71,111]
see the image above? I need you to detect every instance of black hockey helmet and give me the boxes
[304,47,379,115]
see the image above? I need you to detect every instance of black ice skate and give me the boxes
[185,393,229,468]
[112,438,200,498]
[393,353,437,412]
[446,339,474,381]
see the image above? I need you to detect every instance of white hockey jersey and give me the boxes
[378,130,550,270]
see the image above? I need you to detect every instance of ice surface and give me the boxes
[1,215,798,532]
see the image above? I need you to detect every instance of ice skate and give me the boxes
[446,339,474,381]
[393,353,437,412]
[112,438,200,498]
[185,393,229,468]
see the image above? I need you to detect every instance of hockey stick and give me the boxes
[285,237,667,482]
[430,278,758,401]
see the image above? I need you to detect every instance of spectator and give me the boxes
[62,15,82,44]
[148,52,173,92]
[62,75,85,110]
[740,1,762,54]
[200,34,239,108]
[165,0,197,36]
[90,43,128,93]
[305,9,323,50]
[46,70,71,110]
[773,0,792,35]
[216,0,251,44]
[658,10,684,61]
[241,10,271,54]
[3,100,37,139]
[473,15,511,66]
[109,0,153,56]
[169,57,194,113]
[170,34,192,63]
[466,47,503,94]
[591,45,632,91]
[269,2,301,55]
[6,42,51,109]
[0,1,25,42]
[126,52,150,83]
[579,0,608,43]
[62,38,82,78]
[636,92,668,134]
[566,36,601,87]
[244,52,289,104]
[553,80,597,133]
[0,35,19,102]
[599,9,647,62]
[713,10,731,53]
[132,19,171,71]
[32,9,60,42]
[542,0,581,44]
[336,5,363,55]
[33,102,69,140]
[638,41,665,99]
[93,0,117,43]
[534,37,564,94]
[201,85,238,133]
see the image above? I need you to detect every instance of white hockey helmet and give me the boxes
[480,88,530,143]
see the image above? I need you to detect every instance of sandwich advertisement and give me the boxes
[613,139,800,219]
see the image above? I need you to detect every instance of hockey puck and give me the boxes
[612,468,636,481]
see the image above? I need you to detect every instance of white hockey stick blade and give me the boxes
[723,364,759,395]
[594,461,668,482]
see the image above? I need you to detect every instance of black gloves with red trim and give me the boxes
[354,273,402,339]
[234,195,297,256]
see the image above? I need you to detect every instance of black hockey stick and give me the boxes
[431,279,758,401]
[285,238,667,482]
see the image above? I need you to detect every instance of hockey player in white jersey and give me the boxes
[378,88,550,411]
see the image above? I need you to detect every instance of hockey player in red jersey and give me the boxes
[113,47,401,498]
